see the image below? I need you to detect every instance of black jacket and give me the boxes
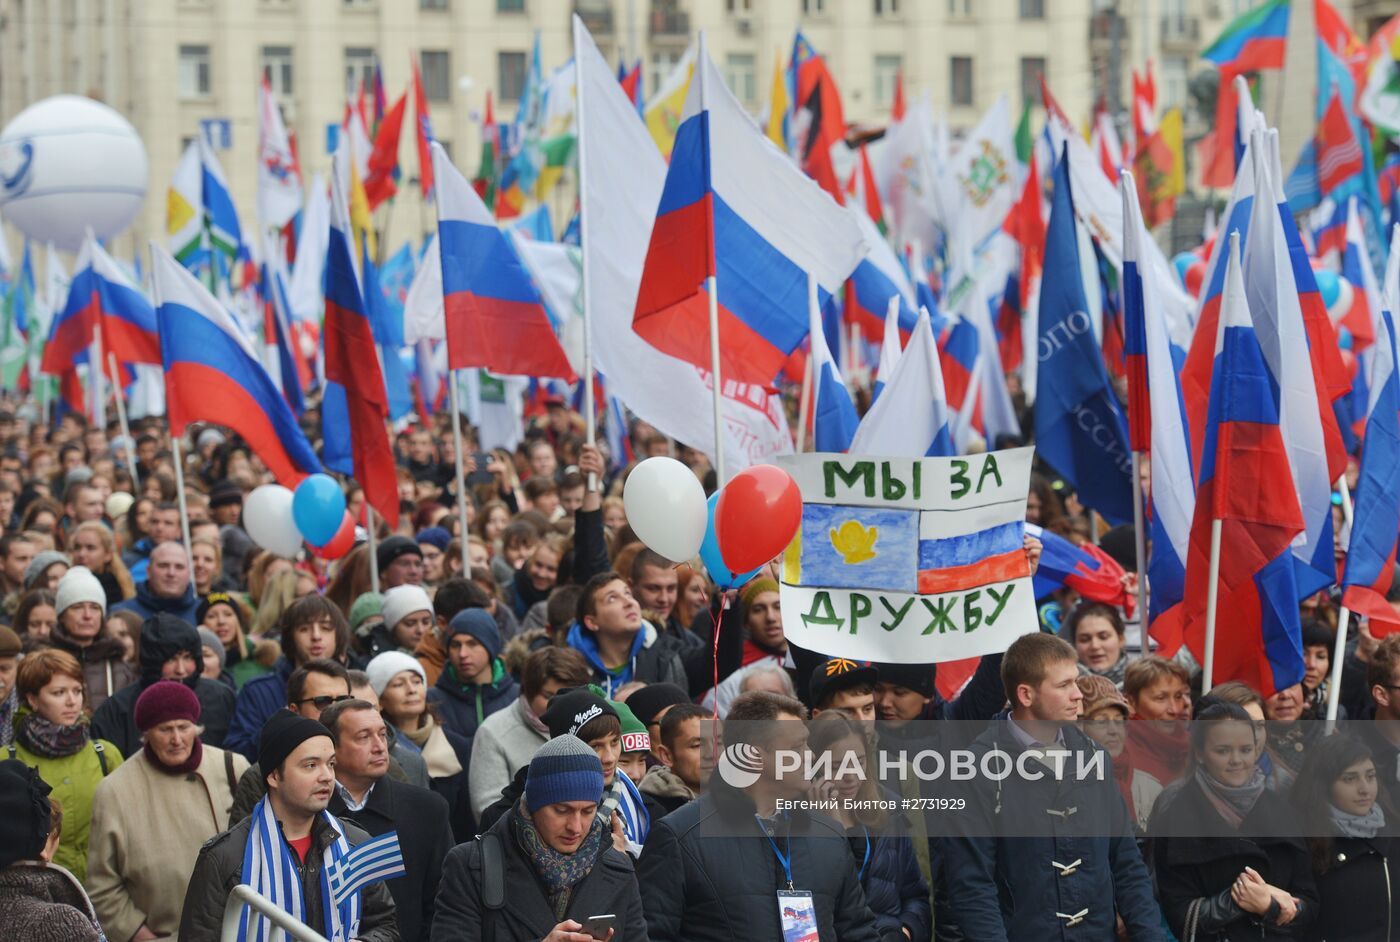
[636,775,881,942]
[430,805,648,942]
[1307,832,1400,942]
[1151,775,1319,941]
[89,613,236,755]
[179,811,399,941]
[329,777,453,942]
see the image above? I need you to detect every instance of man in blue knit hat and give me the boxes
[427,608,517,740]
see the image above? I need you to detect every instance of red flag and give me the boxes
[1200,70,1242,190]
[1317,91,1363,195]
[363,92,407,210]
[412,56,435,199]
[795,57,846,202]
[891,68,906,121]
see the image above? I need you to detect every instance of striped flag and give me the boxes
[1317,91,1365,196]
[326,830,407,907]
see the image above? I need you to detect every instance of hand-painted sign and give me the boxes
[777,448,1037,663]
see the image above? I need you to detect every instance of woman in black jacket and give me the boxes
[1151,702,1318,941]
[1291,733,1400,941]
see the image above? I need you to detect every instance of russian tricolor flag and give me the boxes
[872,297,903,401]
[809,277,858,452]
[1182,229,1305,697]
[41,231,161,377]
[918,519,1028,594]
[940,312,983,454]
[632,42,866,387]
[322,145,399,524]
[1341,196,1381,354]
[845,210,917,345]
[431,141,576,381]
[151,245,320,487]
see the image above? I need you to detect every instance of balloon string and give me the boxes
[712,594,727,724]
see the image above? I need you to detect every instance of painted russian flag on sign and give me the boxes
[917,519,1029,594]
[1202,0,1288,73]
[432,142,576,381]
[1182,230,1305,697]
[151,246,320,486]
[632,45,867,387]
[41,231,161,377]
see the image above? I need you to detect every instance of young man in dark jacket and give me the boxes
[939,633,1163,941]
[636,690,881,942]
[565,571,687,697]
[427,608,518,740]
[179,711,399,941]
[430,735,647,942]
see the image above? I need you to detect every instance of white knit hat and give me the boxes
[365,651,427,697]
[55,566,107,617]
[380,584,433,633]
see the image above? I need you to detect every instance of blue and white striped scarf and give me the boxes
[237,796,405,942]
[599,769,650,855]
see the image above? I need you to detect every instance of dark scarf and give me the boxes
[0,688,15,748]
[17,710,91,758]
[1195,765,1267,829]
[511,567,553,616]
[1087,652,1129,688]
[48,621,127,665]
[510,799,605,920]
[143,737,204,776]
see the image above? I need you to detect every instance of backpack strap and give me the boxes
[224,748,237,800]
[93,740,109,777]
[477,831,505,942]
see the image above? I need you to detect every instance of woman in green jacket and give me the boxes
[7,648,122,882]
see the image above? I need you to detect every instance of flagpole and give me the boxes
[170,435,195,571]
[448,370,471,574]
[366,506,380,594]
[107,352,140,497]
[698,31,725,483]
[796,347,813,453]
[573,13,598,491]
[1202,516,1223,695]
[90,322,106,443]
[1326,475,1357,726]
[1130,451,1148,656]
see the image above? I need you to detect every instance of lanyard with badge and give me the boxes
[756,813,820,942]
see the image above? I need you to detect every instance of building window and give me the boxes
[1019,0,1045,18]
[726,0,753,10]
[950,56,973,107]
[1020,56,1046,107]
[947,0,971,15]
[874,55,901,107]
[497,0,524,11]
[724,53,756,105]
[649,48,683,98]
[345,47,376,92]
[1161,56,1188,110]
[498,51,527,101]
[802,0,825,13]
[421,0,449,8]
[421,50,451,101]
[261,45,293,96]
[874,0,899,14]
[178,44,210,98]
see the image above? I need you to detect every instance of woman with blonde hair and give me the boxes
[251,568,314,639]
[67,522,134,607]
[198,593,271,689]
[242,552,291,616]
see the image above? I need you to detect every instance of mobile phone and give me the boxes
[582,914,616,940]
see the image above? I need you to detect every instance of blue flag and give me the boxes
[1034,147,1134,524]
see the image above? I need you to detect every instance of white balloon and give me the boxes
[623,457,708,563]
[0,95,149,252]
[243,484,303,558]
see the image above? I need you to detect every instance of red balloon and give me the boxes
[1184,260,1207,297]
[715,465,803,574]
[311,511,356,560]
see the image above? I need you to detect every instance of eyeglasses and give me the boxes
[294,694,352,711]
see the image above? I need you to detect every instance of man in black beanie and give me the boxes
[377,536,424,590]
[90,613,236,755]
[179,711,400,941]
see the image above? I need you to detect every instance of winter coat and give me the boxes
[228,739,427,826]
[427,660,518,741]
[329,777,453,942]
[223,657,295,760]
[227,636,276,690]
[1150,774,1319,941]
[85,744,248,941]
[938,717,1164,942]
[89,613,238,755]
[45,623,137,712]
[1308,832,1400,941]
[468,694,548,820]
[7,731,124,882]
[850,812,932,942]
[398,719,476,843]
[0,862,104,941]
[565,620,687,697]
[179,811,399,941]
[429,805,648,942]
[637,764,696,819]
[636,775,882,942]
[113,580,201,625]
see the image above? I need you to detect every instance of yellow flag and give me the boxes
[1161,107,1186,197]
[644,45,695,158]
[348,159,377,262]
[766,54,789,150]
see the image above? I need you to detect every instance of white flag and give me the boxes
[258,79,302,229]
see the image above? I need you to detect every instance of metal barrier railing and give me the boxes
[220,884,331,942]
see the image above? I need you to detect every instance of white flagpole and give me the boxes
[170,435,195,570]
[698,31,725,483]
[448,370,471,572]
[1130,451,1148,656]
[573,15,598,490]
[1326,475,1357,725]
[1202,517,1224,694]
[366,506,380,594]
[107,352,140,497]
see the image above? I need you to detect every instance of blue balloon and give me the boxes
[292,474,347,546]
[1172,252,1196,285]
[699,492,764,591]
[1315,269,1342,309]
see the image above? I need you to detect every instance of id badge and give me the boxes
[777,890,819,942]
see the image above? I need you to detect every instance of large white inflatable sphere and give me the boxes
[0,95,148,252]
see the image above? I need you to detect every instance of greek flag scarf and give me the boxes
[237,796,406,942]
[599,769,650,851]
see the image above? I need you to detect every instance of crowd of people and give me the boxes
[0,397,1396,941]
